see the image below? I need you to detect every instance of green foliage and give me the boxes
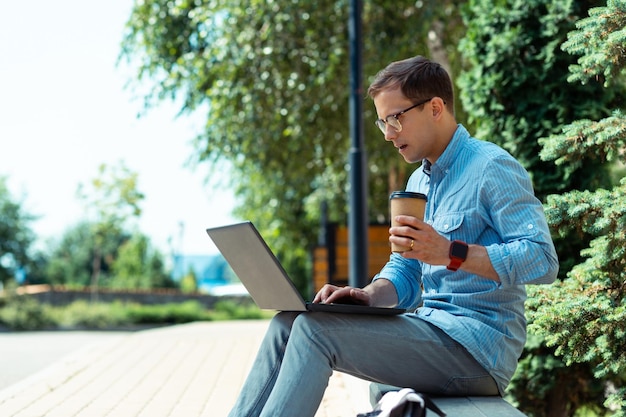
[0,294,53,331]
[0,176,36,286]
[208,299,270,321]
[507,334,607,417]
[51,301,208,328]
[529,1,626,415]
[458,0,614,200]
[539,111,626,171]
[180,267,198,294]
[44,221,171,290]
[457,0,625,415]
[527,185,626,415]
[77,162,145,295]
[125,301,212,324]
[562,0,626,87]
[45,221,126,287]
[30,160,171,292]
[52,300,130,329]
[120,0,468,294]
[0,297,268,330]
[77,162,144,226]
[110,234,174,289]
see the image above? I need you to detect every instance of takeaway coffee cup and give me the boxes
[389,191,427,252]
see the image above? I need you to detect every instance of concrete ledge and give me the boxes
[369,383,526,417]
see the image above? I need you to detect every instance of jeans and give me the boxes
[227,311,498,417]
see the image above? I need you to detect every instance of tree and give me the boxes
[46,163,171,291]
[45,221,126,287]
[120,0,468,294]
[458,0,614,201]
[45,221,172,290]
[0,176,36,287]
[77,162,144,299]
[111,234,173,289]
[179,266,198,294]
[456,1,624,415]
[529,1,626,415]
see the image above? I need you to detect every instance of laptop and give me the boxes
[206,221,404,315]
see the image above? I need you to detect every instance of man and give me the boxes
[227,55,559,417]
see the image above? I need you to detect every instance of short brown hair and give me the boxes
[368,56,454,114]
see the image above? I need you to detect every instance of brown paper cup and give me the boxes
[389,191,427,252]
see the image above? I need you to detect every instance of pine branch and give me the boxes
[562,0,626,86]
[539,110,626,166]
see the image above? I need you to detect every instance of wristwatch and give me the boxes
[447,240,469,271]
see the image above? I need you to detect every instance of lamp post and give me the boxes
[348,0,368,289]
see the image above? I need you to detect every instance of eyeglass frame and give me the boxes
[374,97,434,134]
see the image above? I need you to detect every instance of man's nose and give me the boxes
[384,125,397,141]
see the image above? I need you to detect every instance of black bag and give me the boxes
[357,388,446,417]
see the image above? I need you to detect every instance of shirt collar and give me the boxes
[430,124,470,176]
[422,159,432,176]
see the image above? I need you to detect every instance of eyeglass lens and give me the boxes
[375,118,401,133]
[374,97,433,134]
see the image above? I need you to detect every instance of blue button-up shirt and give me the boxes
[374,124,559,394]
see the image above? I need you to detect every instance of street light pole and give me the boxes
[348,0,368,289]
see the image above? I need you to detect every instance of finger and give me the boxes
[394,215,424,228]
[313,284,337,303]
[324,287,353,304]
[389,233,416,249]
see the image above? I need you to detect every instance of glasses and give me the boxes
[374,97,433,134]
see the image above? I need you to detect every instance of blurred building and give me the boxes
[171,254,247,296]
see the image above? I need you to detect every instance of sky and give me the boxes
[0,0,238,258]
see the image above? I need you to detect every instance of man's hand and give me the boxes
[389,215,451,266]
[313,285,370,306]
[313,279,399,307]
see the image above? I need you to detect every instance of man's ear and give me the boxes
[431,97,446,119]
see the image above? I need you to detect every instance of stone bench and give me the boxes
[370,383,527,417]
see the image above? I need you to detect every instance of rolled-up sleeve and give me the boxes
[481,157,559,287]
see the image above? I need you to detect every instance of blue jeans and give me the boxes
[228,311,498,417]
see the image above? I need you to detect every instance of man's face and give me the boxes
[373,87,435,164]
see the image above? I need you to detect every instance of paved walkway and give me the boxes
[0,320,372,417]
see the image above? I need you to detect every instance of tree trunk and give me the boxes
[545,377,570,417]
[90,247,101,303]
[427,20,452,76]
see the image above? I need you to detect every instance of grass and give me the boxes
[0,295,274,331]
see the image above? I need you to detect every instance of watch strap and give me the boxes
[447,257,463,271]
[447,240,468,271]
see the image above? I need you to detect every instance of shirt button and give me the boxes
[444,224,449,229]
[528,224,534,229]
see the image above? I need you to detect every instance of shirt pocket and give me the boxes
[431,213,464,238]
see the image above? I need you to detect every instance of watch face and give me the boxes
[450,241,469,259]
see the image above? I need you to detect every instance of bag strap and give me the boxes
[420,394,446,417]
[402,391,446,417]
